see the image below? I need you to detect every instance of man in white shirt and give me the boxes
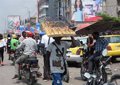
[19,31,27,42]
[41,34,54,48]
[41,34,54,80]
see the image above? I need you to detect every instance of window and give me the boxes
[110,36,120,43]
[117,0,120,6]
[104,36,120,43]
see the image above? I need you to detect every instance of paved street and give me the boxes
[0,53,120,85]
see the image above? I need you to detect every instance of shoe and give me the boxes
[37,72,42,78]
[43,80,48,82]
[1,62,4,66]
[12,75,18,79]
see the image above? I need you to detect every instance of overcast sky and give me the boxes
[0,0,37,33]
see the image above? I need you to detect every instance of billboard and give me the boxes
[7,15,20,29]
[71,0,103,22]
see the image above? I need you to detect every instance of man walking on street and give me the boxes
[41,34,54,80]
[46,36,76,85]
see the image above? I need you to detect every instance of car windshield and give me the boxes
[104,36,120,43]
[79,38,87,44]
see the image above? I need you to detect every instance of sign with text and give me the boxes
[71,0,103,22]
[7,15,20,29]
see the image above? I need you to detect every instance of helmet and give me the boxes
[12,34,17,39]
[26,31,34,37]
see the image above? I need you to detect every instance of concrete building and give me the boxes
[102,0,120,17]
[38,0,49,21]
[38,0,71,21]
[38,0,120,22]
[47,0,71,20]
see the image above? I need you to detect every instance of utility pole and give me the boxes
[25,7,30,22]
[28,10,30,21]
[37,0,40,23]
[58,0,61,20]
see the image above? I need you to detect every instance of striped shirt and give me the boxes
[94,37,108,52]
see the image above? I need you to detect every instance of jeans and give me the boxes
[52,73,62,85]
[88,52,101,73]
[15,54,29,75]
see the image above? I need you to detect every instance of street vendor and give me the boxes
[46,36,76,85]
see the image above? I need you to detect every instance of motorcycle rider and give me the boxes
[12,31,38,79]
[19,31,27,42]
[88,32,108,74]
[9,34,20,63]
[10,34,19,54]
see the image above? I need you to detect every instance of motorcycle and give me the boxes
[84,56,111,85]
[9,48,23,65]
[9,50,16,65]
[18,56,39,85]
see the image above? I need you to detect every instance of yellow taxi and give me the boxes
[62,36,87,63]
[101,35,120,57]
[63,35,120,63]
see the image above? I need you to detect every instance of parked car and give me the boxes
[101,35,120,60]
[63,35,120,63]
[62,36,88,64]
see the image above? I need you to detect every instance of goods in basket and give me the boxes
[41,21,76,37]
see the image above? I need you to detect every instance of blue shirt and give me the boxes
[72,8,83,22]
[25,27,34,33]
[94,37,108,52]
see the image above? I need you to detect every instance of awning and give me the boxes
[85,16,102,22]
[75,22,97,31]
[75,16,103,35]
[76,21,115,35]
[75,16,102,31]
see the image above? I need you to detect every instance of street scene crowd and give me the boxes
[1,0,120,85]
[0,22,120,85]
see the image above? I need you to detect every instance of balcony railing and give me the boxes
[118,6,120,11]
[39,0,49,7]
[39,5,49,10]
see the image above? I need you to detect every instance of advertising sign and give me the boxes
[71,0,103,22]
[36,23,41,31]
[7,15,20,29]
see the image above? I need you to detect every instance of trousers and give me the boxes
[52,73,62,85]
[15,54,29,74]
[88,52,101,73]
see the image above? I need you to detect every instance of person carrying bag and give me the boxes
[47,37,76,85]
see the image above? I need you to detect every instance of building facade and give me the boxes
[102,0,120,17]
[38,0,120,22]
[38,0,71,21]
[38,0,49,21]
